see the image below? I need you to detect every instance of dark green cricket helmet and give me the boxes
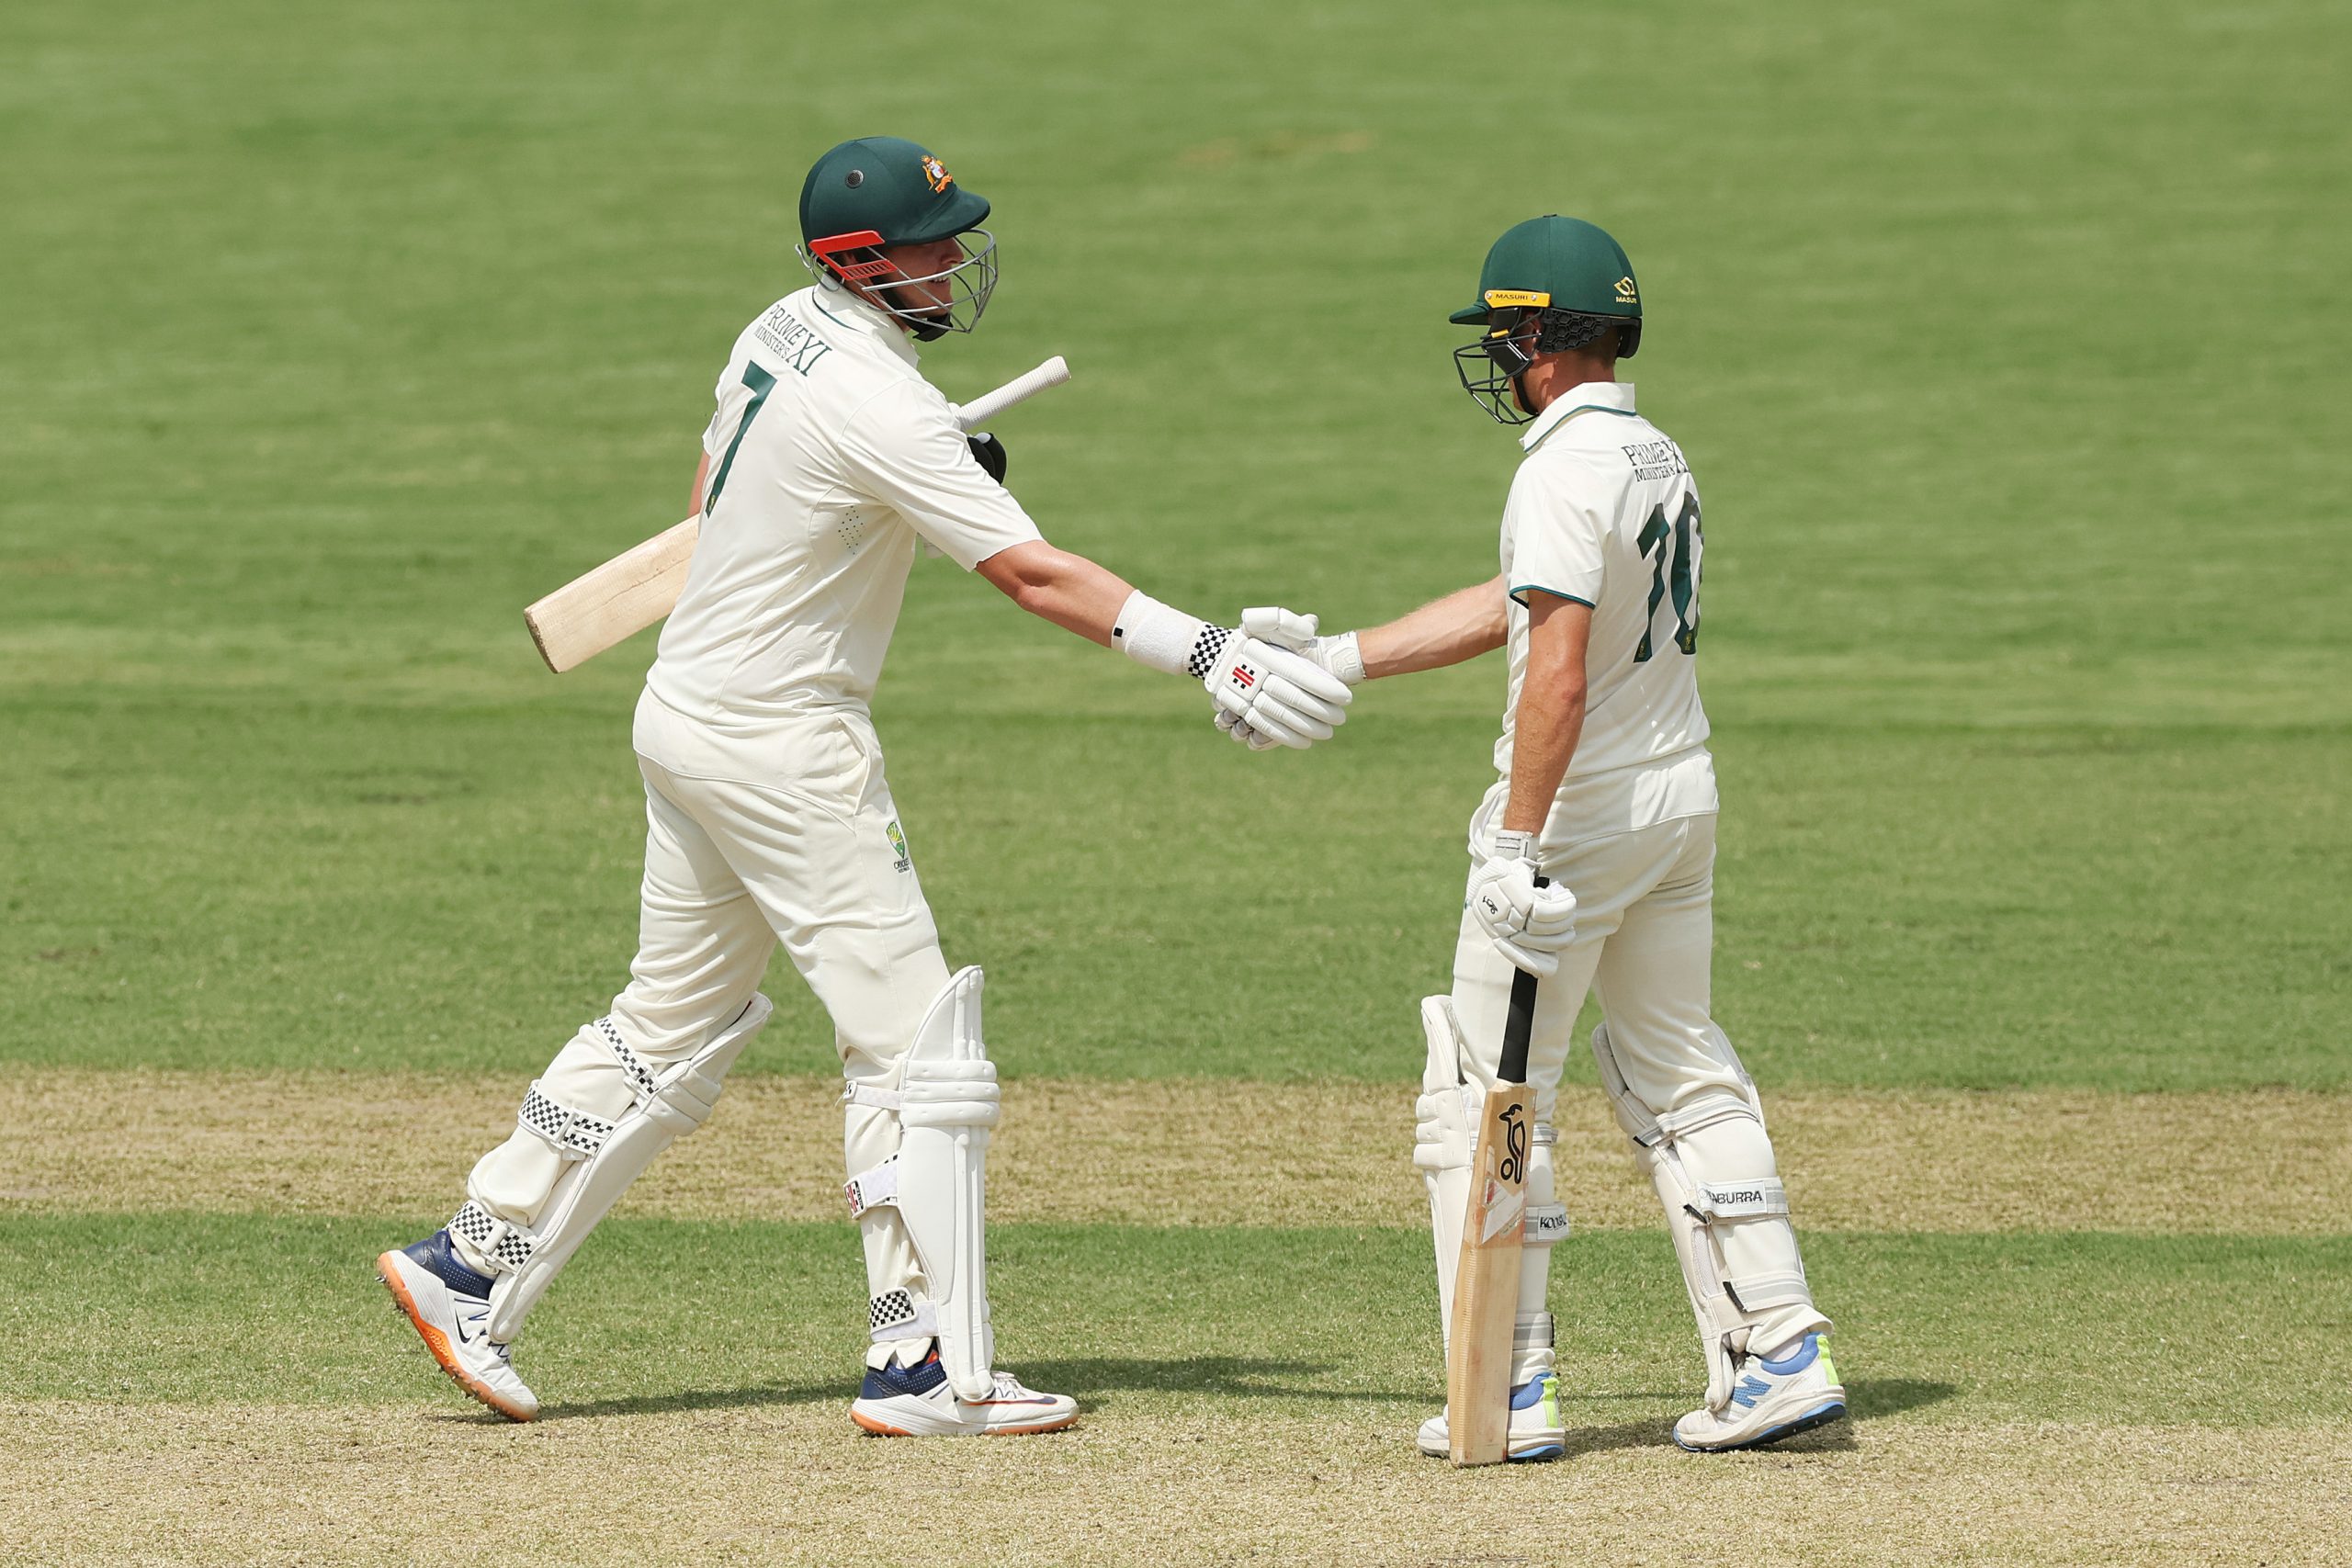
[797,137,997,339]
[1451,215,1643,424]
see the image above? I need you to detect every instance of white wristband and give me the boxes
[1113,591,1230,681]
[1325,630,1366,686]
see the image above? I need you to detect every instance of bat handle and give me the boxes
[1498,873,1547,1085]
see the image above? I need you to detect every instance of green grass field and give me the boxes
[3,1,2347,1562]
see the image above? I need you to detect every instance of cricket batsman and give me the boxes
[374,136,1351,1437]
[1229,216,1845,1456]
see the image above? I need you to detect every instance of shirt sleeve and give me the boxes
[836,380,1045,570]
[1503,459,1606,608]
[702,354,749,458]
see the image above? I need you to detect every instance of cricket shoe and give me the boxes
[849,1347,1078,1437]
[375,1229,538,1422]
[1416,1371,1566,1461]
[1673,1333,1846,1452]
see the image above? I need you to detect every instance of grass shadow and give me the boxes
[528,1382,839,1422]
[465,1371,1958,1429]
[1016,1355,1428,1404]
[1551,1378,1955,1460]
[508,1356,1433,1421]
[1558,1412,1860,1461]
[1848,1378,1958,1419]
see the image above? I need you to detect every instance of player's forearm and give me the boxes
[975,541,1134,648]
[1502,682,1585,834]
[1355,576,1509,679]
[1500,595,1593,835]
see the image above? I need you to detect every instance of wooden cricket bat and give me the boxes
[1446,884,1545,1467]
[521,355,1071,673]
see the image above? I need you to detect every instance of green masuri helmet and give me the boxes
[1449,215,1643,425]
[797,136,997,340]
[1448,214,1642,336]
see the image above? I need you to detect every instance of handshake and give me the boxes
[1202,606,1367,752]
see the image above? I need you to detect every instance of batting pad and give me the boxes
[841,966,1001,1403]
[1590,1021,1826,1411]
[479,994,774,1343]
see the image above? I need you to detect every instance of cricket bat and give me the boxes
[1446,881,1545,1467]
[522,355,1071,673]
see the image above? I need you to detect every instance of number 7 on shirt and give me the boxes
[522,356,1069,673]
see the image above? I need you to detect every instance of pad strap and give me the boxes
[1691,1178,1790,1220]
[593,1015,660,1102]
[450,1198,537,1274]
[517,1082,616,1160]
[1726,1269,1815,1313]
[843,1156,900,1218]
[868,1288,942,1344]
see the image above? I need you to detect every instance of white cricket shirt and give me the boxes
[645,283,1042,728]
[1487,381,1719,848]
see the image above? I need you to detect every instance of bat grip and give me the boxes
[1498,874,1547,1085]
[954,355,1068,432]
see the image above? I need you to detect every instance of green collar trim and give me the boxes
[1509,584,1597,609]
[1521,388,1639,453]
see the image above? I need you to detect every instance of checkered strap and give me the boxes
[843,1156,899,1218]
[868,1288,940,1344]
[593,1015,660,1100]
[1184,625,1235,682]
[517,1081,616,1160]
[450,1199,537,1274]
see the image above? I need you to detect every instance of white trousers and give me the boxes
[1448,809,1819,1355]
[463,691,948,1366]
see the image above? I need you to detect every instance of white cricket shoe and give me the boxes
[376,1230,539,1422]
[1416,1371,1566,1461]
[1673,1332,1846,1451]
[850,1346,1078,1437]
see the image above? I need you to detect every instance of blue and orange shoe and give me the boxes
[1673,1333,1846,1452]
[849,1345,1078,1437]
[1416,1371,1566,1461]
[375,1230,537,1422]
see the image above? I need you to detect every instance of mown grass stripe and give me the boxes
[4,1214,2344,1430]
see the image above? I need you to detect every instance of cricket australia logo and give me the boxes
[887,820,911,874]
[921,153,952,192]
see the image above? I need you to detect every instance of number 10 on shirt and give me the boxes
[1634,493,1702,662]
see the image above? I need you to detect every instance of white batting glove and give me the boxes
[1216,608,1366,750]
[1467,829,1577,976]
[1202,630,1352,750]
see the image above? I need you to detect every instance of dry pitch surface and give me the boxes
[7,1401,2342,1567]
[8,1073,2346,1565]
